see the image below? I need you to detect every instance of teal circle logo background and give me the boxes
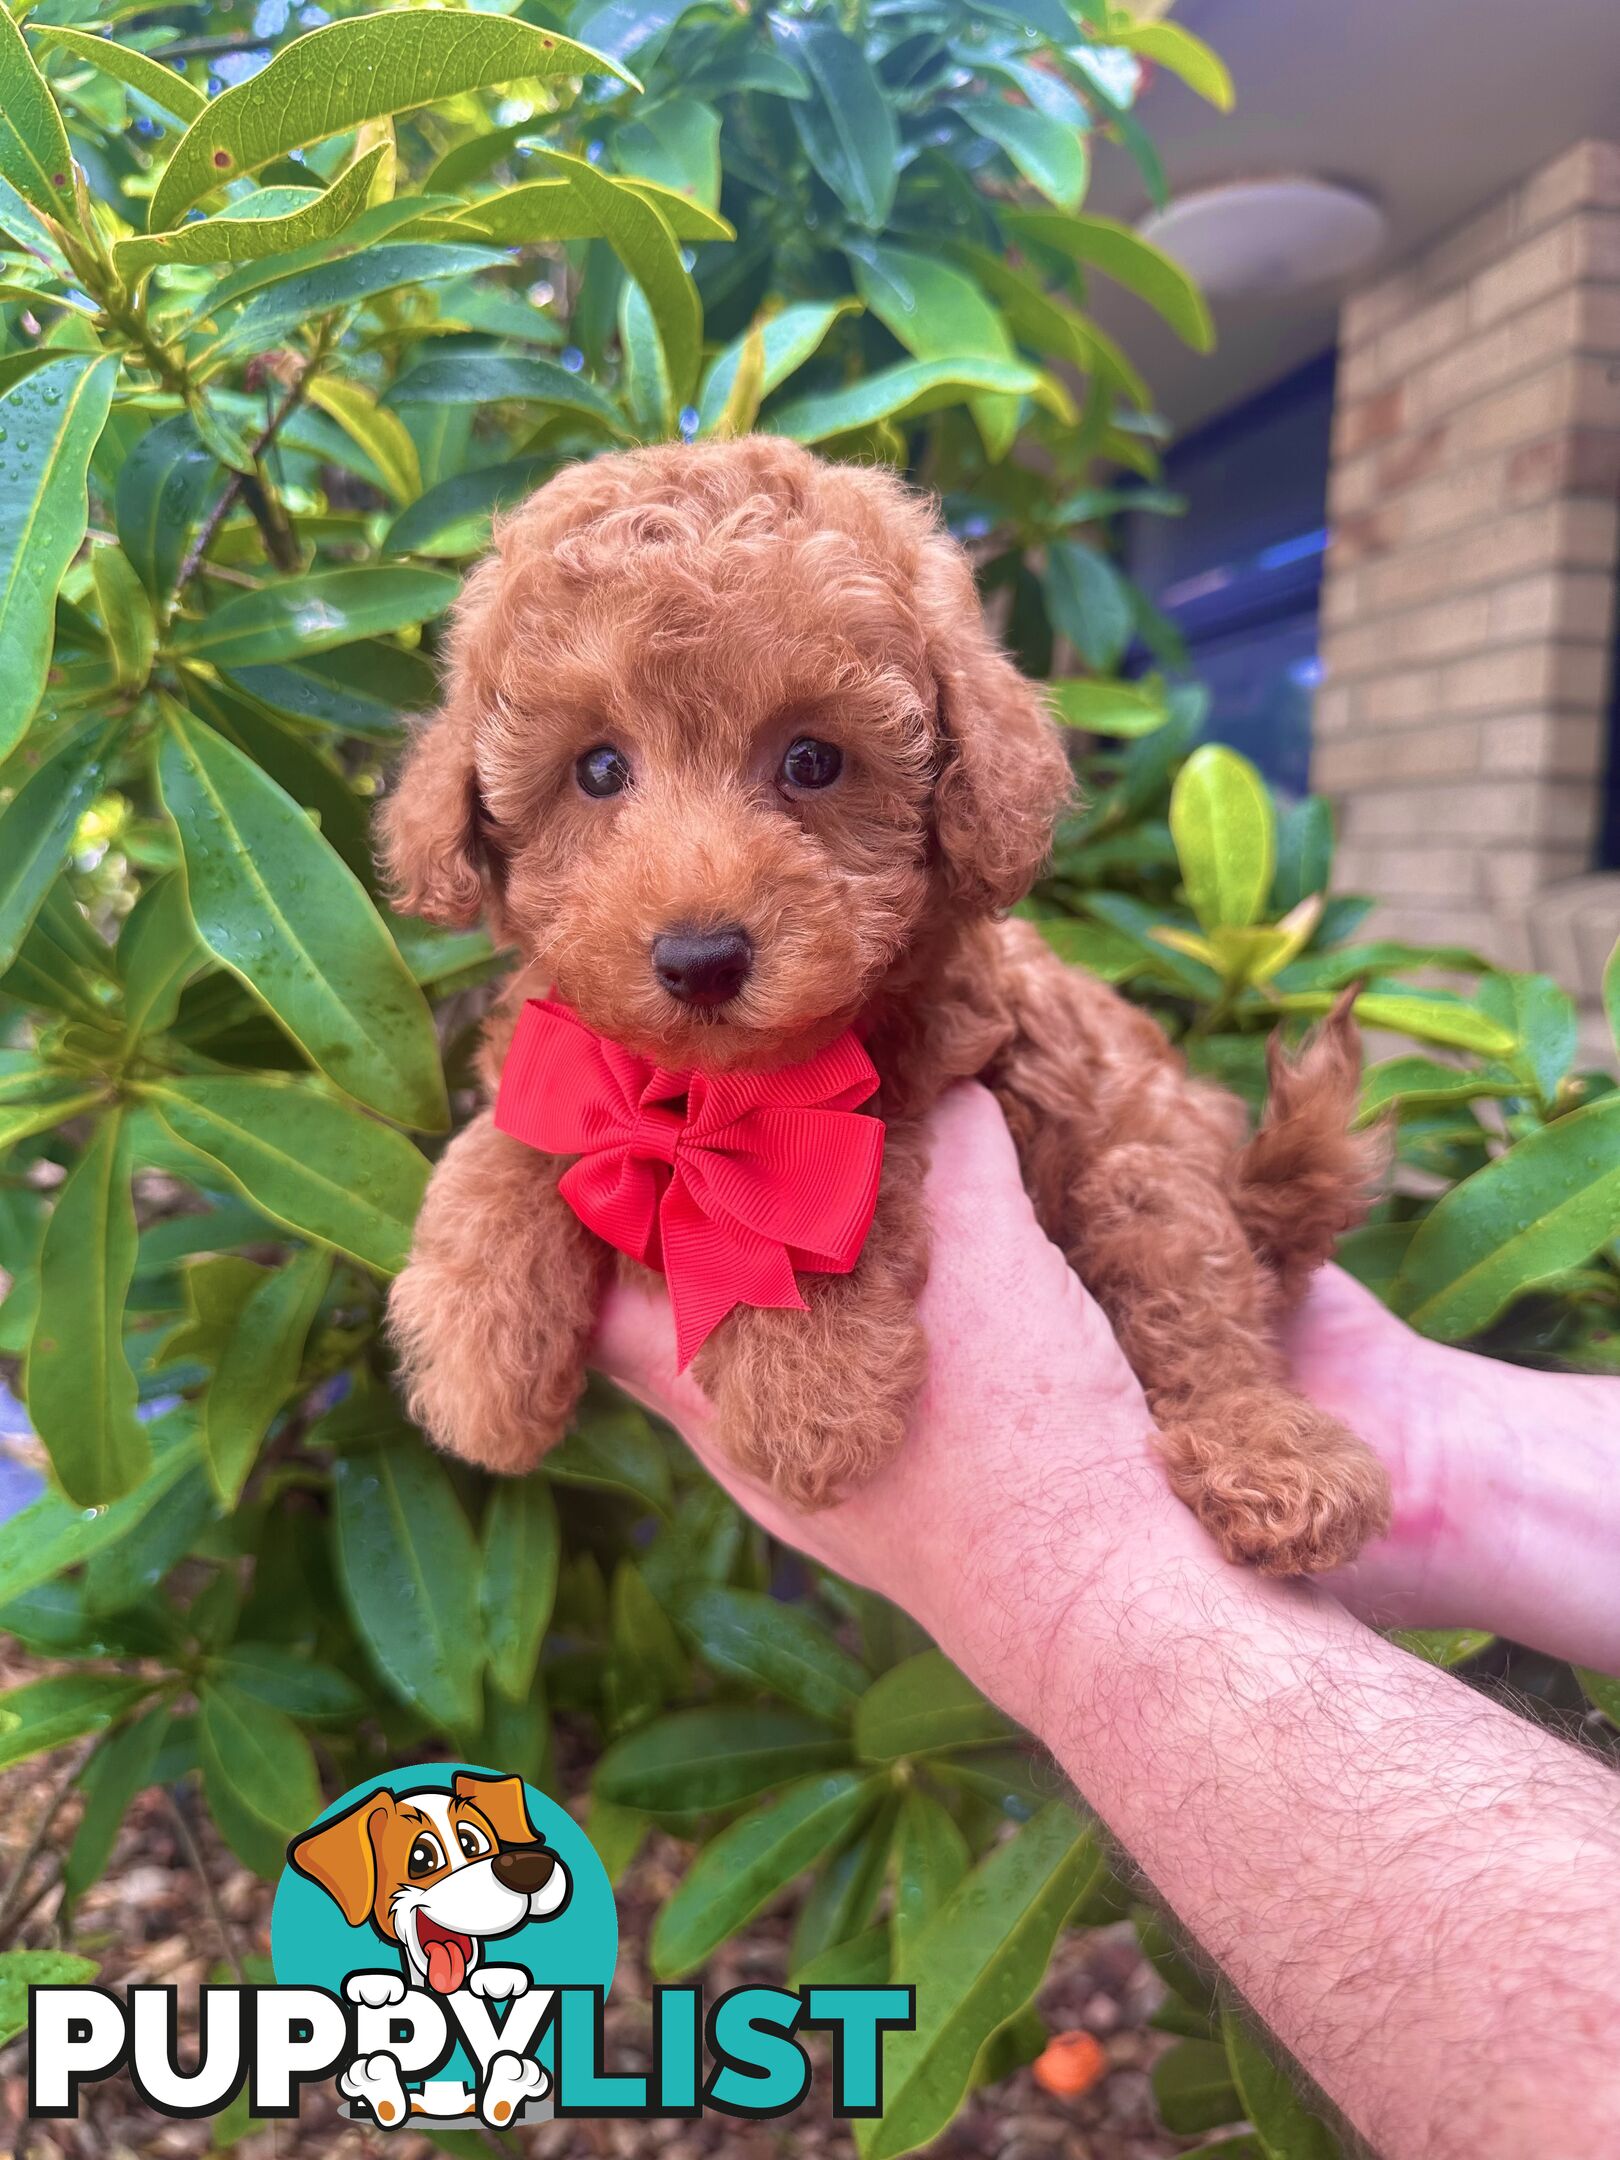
[269,1761,618,2004]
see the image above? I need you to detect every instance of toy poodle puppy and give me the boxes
[381,436,1390,1575]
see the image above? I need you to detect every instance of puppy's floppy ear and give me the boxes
[453,1771,539,1847]
[288,1791,392,1926]
[917,531,1073,914]
[377,705,493,928]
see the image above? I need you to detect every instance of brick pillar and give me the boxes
[1315,140,1620,992]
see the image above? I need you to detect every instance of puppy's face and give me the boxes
[384,439,1070,1073]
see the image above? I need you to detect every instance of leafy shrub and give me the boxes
[0,3,1617,2155]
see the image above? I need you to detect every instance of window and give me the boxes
[1125,354,1336,798]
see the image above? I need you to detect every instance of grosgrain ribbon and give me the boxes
[493,997,885,1368]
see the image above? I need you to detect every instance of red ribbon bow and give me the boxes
[494,997,885,1369]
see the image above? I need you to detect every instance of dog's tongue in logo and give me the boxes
[417,1915,473,1995]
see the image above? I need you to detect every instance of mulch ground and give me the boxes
[0,1633,1183,2160]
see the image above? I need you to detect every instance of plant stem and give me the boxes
[0,1737,98,1945]
[174,342,325,598]
[164,1786,246,1984]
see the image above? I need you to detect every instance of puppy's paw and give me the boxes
[480,2051,547,2126]
[344,1971,407,2010]
[467,1963,530,2001]
[340,2051,410,2129]
[389,1257,572,1475]
[1158,1391,1392,1576]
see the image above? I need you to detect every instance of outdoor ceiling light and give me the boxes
[1138,177,1387,298]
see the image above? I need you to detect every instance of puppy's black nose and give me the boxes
[491,1845,557,1895]
[652,926,752,1008]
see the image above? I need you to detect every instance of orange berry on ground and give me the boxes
[1031,2029,1107,2099]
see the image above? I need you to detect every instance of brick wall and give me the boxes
[1315,140,1620,998]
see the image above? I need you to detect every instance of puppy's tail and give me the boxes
[1232,987,1387,1305]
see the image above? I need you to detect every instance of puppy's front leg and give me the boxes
[389,1111,610,1474]
[694,1123,929,1506]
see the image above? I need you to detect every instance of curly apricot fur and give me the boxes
[381,439,1389,1573]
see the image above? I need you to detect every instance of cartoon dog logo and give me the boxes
[288,1770,571,2127]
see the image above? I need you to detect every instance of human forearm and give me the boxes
[1289,1269,1620,1671]
[956,1501,1620,2160]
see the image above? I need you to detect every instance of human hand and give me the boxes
[593,1081,1191,1726]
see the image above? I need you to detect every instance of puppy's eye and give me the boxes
[407,1834,445,1879]
[781,737,843,791]
[576,744,631,798]
[456,1824,491,1859]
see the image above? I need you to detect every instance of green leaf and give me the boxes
[1391,1093,1620,1340]
[1276,989,1515,1058]
[306,375,421,505]
[651,1770,881,1979]
[80,1461,215,1616]
[0,1077,104,1154]
[1170,744,1276,932]
[0,1953,99,2047]
[63,1709,166,1900]
[332,1438,484,1733]
[859,1807,1102,2160]
[170,566,455,669]
[850,241,1024,457]
[481,1478,560,1703]
[431,172,730,249]
[117,875,201,1042]
[1222,2014,1337,2160]
[697,299,857,434]
[789,1799,896,1978]
[225,637,433,741]
[1043,539,1133,673]
[1045,677,1168,737]
[1357,1057,1518,1126]
[198,240,504,364]
[148,11,634,229]
[959,98,1087,209]
[1011,210,1214,351]
[775,17,897,230]
[1604,936,1619,1058]
[546,1399,673,1514]
[1475,970,1578,1105]
[32,24,206,125]
[0,353,118,756]
[671,1585,868,1721]
[1151,2038,1243,2138]
[890,1788,970,1978]
[0,1671,152,1772]
[1270,794,1334,912]
[198,1678,321,1841]
[1390,1628,1494,1669]
[113,143,384,273]
[0,714,118,975]
[113,412,217,607]
[27,1110,149,1506]
[202,1245,331,1505]
[211,1645,365,1722]
[596,1705,848,1814]
[0,1420,201,1607]
[89,544,155,692]
[0,8,77,225]
[144,1074,428,1276]
[768,356,1052,443]
[1104,22,1235,110]
[383,351,629,436]
[156,700,446,1131]
[383,456,553,557]
[1575,1667,1620,1725]
[855,1650,1013,1762]
[534,148,701,400]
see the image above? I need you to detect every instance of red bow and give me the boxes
[494,998,885,1369]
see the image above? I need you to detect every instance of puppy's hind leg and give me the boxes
[1066,1140,1391,1575]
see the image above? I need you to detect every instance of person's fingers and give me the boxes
[591,1275,713,1434]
